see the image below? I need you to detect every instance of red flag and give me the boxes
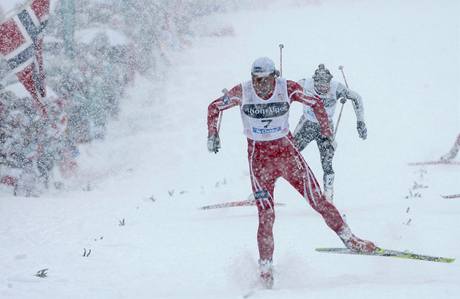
[0,0,50,116]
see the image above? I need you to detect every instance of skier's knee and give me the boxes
[255,189,274,211]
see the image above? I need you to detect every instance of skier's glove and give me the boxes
[207,134,221,153]
[357,121,367,140]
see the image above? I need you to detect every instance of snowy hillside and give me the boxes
[1,0,459,298]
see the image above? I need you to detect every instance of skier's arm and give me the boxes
[207,85,242,153]
[337,83,364,122]
[207,84,242,136]
[337,83,367,139]
[288,80,332,137]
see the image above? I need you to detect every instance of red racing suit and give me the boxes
[207,79,349,260]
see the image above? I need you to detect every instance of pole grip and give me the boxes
[338,65,349,88]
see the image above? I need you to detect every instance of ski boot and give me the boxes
[339,226,376,253]
[258,259,274,289]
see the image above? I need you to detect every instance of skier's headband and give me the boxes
[251,70,277,78]
[251,57,277,78]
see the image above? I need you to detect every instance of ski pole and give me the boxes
[217,88,229,134]
[334,65,349,139]
[279,44,284,77]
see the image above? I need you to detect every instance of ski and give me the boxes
[242,288,271,299]
[200,199,285,210]
[315,247,455,263]
[441,194,460,199]
[407,160,460,166]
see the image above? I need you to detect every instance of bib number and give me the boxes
[261,119,273,128]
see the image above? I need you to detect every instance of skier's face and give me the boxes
[252,74,276,98]
[314,80,330,94]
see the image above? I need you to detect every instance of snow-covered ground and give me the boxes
[1,0,459,298]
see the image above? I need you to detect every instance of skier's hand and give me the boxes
[357,121,367,140]
[207,134,221,153]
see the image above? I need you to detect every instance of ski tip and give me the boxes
[440,194,460,199]
[315,247,455,263]
[427,257,456,263]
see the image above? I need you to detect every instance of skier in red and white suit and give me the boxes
[207,57,376,288]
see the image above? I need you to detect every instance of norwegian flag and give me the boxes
[0,0,50,116]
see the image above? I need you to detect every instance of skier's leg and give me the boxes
[282,136,376,252]
[293,117,318,151]
[317,134,335,202]
[441,133,460,161]
[248,140,278,288]
[248,141,277,260]
[292,114,306,136]
[282,136,344,231]
[455,134,460,158]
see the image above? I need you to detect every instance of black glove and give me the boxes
[357,121,367,140]
[207,134,221,153]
